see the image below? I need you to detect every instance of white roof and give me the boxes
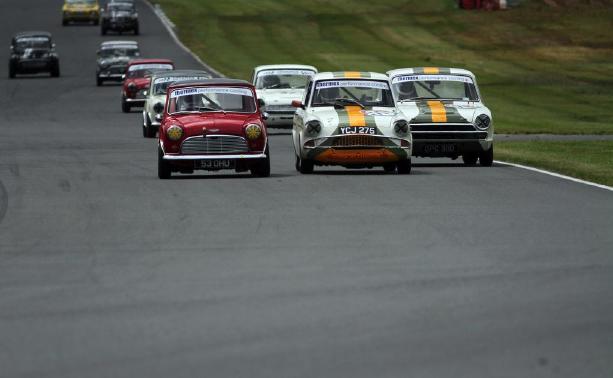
[254,64,318,73]
[313,71,389,81]
[100,40,138,47]
[387,67,476,79]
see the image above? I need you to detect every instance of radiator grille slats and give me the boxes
[181,135,249,154]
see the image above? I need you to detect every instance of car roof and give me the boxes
[312,71,389,81]
[127,59,174,66]
[100,40,138,48]
[168,78,253,89]
[151,70,212,79]
[254,64,318,73]
[13,31,52,39]
[386,67,476,79]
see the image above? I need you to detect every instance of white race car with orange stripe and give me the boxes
[387,67,494,166]
[291,71,412,174]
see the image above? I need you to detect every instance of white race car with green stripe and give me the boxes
[292,71,412,174]
[252,64,318,128]
[387,67,494,166]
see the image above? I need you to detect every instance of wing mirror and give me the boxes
[291,100,304,109]
[143,90,148,97]
[257,98,265,108]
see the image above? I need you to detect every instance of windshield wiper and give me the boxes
[398,96,433,103]
[334,98,364,108]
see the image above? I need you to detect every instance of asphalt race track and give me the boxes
[1,1,612,377]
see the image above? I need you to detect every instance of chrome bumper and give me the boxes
[163,153,267,161]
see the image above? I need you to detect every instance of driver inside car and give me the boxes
[262,75,281,89]
[316,87,340,104]
[396,81,418,100]
[177,94,200,112]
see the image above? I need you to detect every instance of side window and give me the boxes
[303,80,313,106]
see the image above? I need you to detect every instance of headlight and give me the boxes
[153,102,164,114]
[127,82,137,91]
[305,120,321,136]
[245,124,262,140]
[475,114,491,130]
[393,120,410,137]
[166,125,183,141]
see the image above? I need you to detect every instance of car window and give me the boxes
[255,69,315,90]
[391,74,479,101]
[14,37,51,50]
[127,63,173,78]
[311,79,395,108]
[168,87,256,114]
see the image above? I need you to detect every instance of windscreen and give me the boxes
[391,74,479,101]
[152,76,211,95]
[311,80,394,108]
[127,63,173,78]
[99,46,139,58]
[15,36,51,50]
[168,87,256,114]
[255,69,316,90]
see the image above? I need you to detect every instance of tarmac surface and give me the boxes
[0,1,612,377]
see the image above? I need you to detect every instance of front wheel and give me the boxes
[397,159,411,174]
[296,155,314,174]
[121,97,130,113]
[144,116,156,138]
[96,76,103,86]
[51,64,60,78]
[251,147,271,177]
[383,163,396,173]
[101,27,107,36]
[479,146,494,167]
[9,63,16,79]
[134,25,139,35]
[158,147,171,179]
[462,153,479,166]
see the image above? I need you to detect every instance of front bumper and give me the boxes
[64,11,99,21]
[103,19,138,30]
[163,153,267,161]
[303,135,411,166]
[410,123,493,157]
[98,73,123,81]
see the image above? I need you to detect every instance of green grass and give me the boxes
[496,141,613,186]
[153,0,613,134]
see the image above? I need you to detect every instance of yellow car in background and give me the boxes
[62,0,100,26]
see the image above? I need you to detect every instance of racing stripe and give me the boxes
[423,67,440,74]
[344,71,362,78]
[331,72,372,78]
[345,105,366,126]
[427,101,447,123]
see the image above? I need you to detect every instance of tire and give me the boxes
[62,19,68,26]
[51,65,60,78]
[251,147,271,177]
[462,153,479,166]
[145,116,156,138]
[397,159,412,174]
[158,147,171,179]
[121,97,130,113]
[383,163,396,173]
[479,146,494,167]
[297,155,314,174]
[96,76,103,86]
[101,27,107,36]
[134,25,139,35]
[9,63,16,79]
[93,19,99,26]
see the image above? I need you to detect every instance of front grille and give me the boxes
[331,135,385,148]
[411,124,475,132]
[266,105,295,113]
[181,135,249,154]
[109,65,125,74]
[412,132,488,140]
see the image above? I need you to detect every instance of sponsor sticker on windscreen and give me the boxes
[315,80,390,90]
[129,63,173,71]
[392,75,474,84]
[171,87,254,98]
[258,69,316,77]
[154,76,209,84]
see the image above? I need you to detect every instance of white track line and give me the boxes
[144,0,224,78]
[495,160,613,192]
[145,1,611,193]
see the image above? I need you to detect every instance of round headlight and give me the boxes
[245,124,262,140]
[305,121,321,136]
[166,125,183,141]
[153,102,164,114]
[475,114,491,130]
[393,120,409,137]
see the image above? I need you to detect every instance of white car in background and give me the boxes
[387,67,494,166]
[142,69,211,138]
[292,71,412,174]
[252,64,317,128]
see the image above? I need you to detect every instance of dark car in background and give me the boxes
[9,31,60,78]
[96,40,139,86]
[101,1,139,35]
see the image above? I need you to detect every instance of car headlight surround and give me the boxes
[166,125,183,141]
[475,114,491,130]
[393,120,410,137]
[305,120,321,136]
[245,124,262,140]
[153,102,164,114]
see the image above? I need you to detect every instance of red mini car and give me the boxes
[157,79,270,179]
[121,58,174,113]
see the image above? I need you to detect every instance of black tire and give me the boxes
[479,146,494,167]
[134,25,139,35]
[251,147,271,177]
[96,76,103,86]
[62,19,68,26]
[145,116,156,138]
[297,156,314,174]
[397,159,412,174]
[462,153,479,166]
[93,19,99,26]
[122,97,130,113]
[9,63,16,79]
[158,147,171,179]
[51,65,60,78]
[383,163,396,173]
[101,27,107,36]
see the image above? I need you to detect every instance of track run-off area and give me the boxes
[0,1,612,377]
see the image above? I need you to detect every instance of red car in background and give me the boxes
[157,79,270,179]
[121,58,174,113]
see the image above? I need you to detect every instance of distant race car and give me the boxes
[157,79,270,179]
[100,1,139,35]
[96,40,139,86]
[142,70,212,138]
[387,67,494,166]
[62,0,100,26]
[9,31,60,78]
[292,72,412,174]
[121,59,174,113]
[252,64,317,128]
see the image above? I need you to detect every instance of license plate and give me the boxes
[339,126,375,135]
[423,143,457,154]
[195,159,234,170]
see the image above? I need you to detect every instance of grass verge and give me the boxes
[153,0,613,134]
[496,141,613,186]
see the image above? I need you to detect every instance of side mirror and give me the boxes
[143,90,148,97]
[261,112,269,121]
[291,100,304,109]
[257,98,265,108]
